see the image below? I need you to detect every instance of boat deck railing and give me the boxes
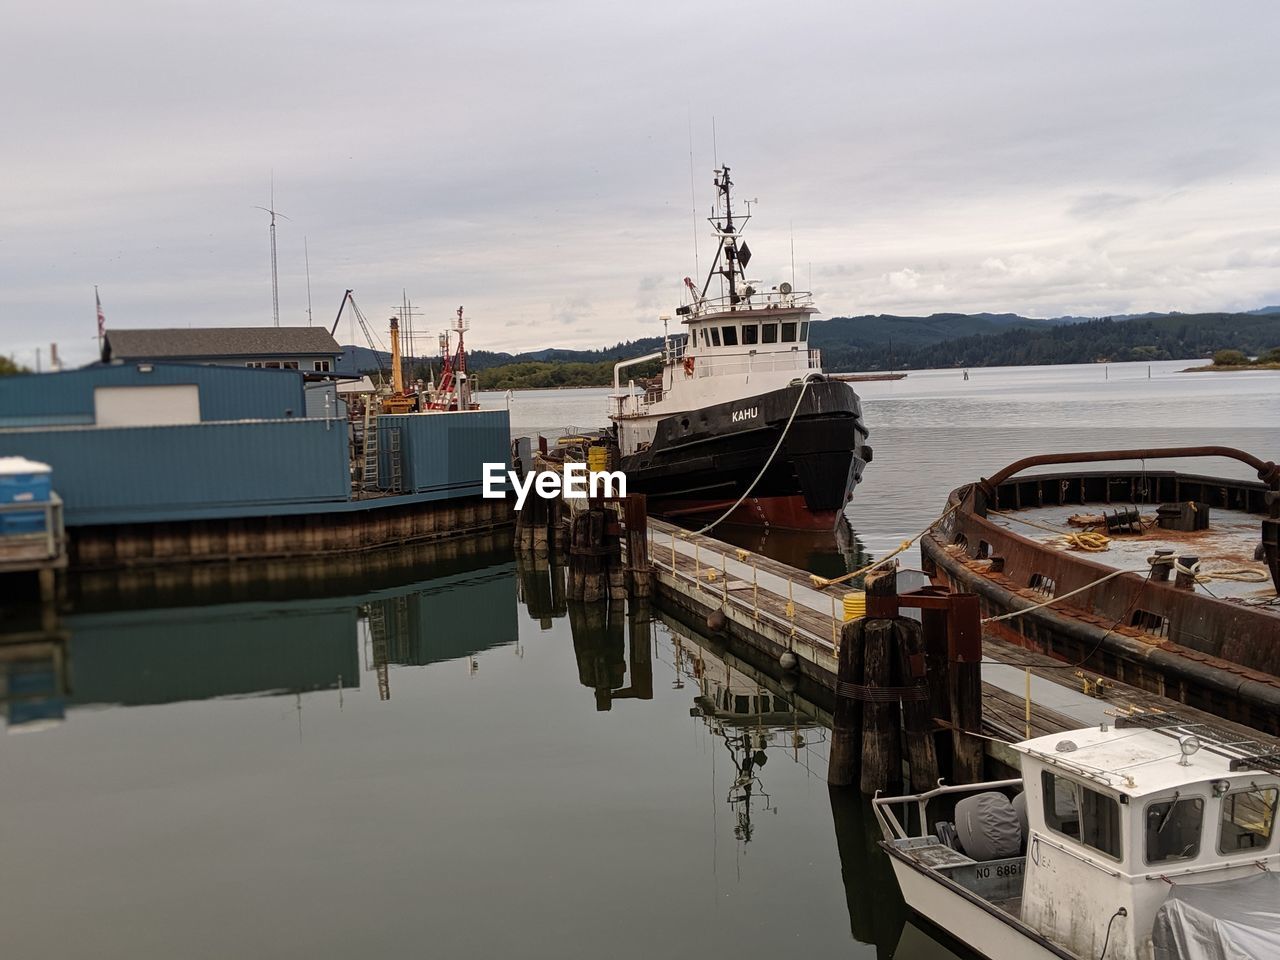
[611,348,822,419]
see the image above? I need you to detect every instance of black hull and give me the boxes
[616,378,870,530]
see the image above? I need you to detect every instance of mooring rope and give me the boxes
[982,567,1140,623]
[808,499,963,589]
[684,374,818,537]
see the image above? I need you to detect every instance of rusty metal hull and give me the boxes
[922,467,1280,734]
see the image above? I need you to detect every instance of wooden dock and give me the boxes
[643,517,1280,773]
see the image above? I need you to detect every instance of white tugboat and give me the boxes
[873,713,1280,960]
[607,165,871,531]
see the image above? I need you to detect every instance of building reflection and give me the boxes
[0,554,519,728]
[363,562,519,700]
[0,628,70,732]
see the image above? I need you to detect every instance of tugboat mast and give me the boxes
[700,165,752,306]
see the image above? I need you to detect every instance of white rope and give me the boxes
[685,374,818,537]
[983,567,1141,624]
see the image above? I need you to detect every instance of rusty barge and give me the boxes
[921,447,1280,732]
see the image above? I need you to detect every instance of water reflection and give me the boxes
[0,552,519,726]
[701,514,872,580]
[0,547,972,960]
[0,627,70,731]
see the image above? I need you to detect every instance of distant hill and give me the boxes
[339,337,667,377]
[338,307,1280,381]
[821,312,1280,372]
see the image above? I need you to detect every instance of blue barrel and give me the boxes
[0,457,52,535]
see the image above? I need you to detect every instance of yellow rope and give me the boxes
[1058,531,1113,552]
[809,500,962,589]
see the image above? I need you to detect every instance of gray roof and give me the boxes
[105,327,342,360]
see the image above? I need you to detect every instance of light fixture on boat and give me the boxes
[1212,779,1231,797]
[1177,734,1202,765]
[778,281,792,295]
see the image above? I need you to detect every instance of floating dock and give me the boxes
[641,517,1280,784]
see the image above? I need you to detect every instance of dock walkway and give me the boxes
[645,518,1280,758]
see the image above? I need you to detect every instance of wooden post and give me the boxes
[921,607,951,726]
[860,619,902,794]
[859,568,902,794]
[947,592,985,783]
[623,494,651,599]
[894,617,939,791]
[828,618,865,788]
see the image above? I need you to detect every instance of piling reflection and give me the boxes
[567,601,653,711]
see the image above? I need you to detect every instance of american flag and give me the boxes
[96,287,105,341]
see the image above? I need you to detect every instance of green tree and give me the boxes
[1212,349,1248,366]
[0,355,29,376]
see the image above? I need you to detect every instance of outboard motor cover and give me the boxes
[955,791,1022,861]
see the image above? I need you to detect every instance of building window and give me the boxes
[314,360,331,372]
[264,361,281,369]
[709,327,721,347]
[1220,786,1278,854]
[283,361,299,370]
[741,324,758,345]
[762,323,778,344]
[1042,770,1122,860]
[781,322,798,342]
[1145,794,1204,864]
[245,362,264,368]
[721,325,738,347]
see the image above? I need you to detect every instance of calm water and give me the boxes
[3,361,1278,958]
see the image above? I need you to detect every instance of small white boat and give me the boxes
[873,713,1280,960]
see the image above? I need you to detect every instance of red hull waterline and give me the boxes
[657,495,841,532]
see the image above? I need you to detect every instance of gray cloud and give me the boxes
[3,1,1280,367]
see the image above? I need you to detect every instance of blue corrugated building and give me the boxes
[0,362,511,535]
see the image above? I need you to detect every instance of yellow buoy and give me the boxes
[843,591,867,621]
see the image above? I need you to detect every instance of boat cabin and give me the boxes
[875,715,1280,960]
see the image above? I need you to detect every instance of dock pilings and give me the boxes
[828,568,984,792]
[513,478,653,605]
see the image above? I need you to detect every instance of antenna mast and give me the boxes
[304,237,313,326]
[254,175,289,327]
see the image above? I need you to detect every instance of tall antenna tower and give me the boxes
[304,237,314,326]
[254,175,289,327]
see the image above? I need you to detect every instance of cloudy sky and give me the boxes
[3,1,1278,367]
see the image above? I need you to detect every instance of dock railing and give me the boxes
[645,522,845,660]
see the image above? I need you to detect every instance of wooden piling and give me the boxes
[894,616,939,791]
[622,494,652,600]
[828,617,865,788]
[860,617,902,794]
[947,592,986,783]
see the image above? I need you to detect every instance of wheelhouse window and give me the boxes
[781,322,798,343]
[762,323,778,344]
[1042,771,1122,860]
[741,324,758,345]
[721,325,738,347]
[709,327,721,347]
[799,321,809,341]
[1145,794,1204,864]
[1220,786,1278,854]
